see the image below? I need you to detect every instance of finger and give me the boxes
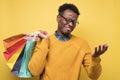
[95,47,98,53]
[98,45,102,52]
[92,47,98,57]
[38,30,48,39]
[42,31,48,36]
[102,44,108,53]
[96,45,102,56]
[95,45,103,57]
[98,44,108,55]
[43,31,48,35]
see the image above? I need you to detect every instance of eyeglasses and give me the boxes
[60,15,79,25]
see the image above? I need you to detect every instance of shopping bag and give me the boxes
[18,32,40,78]
[3,39,27,61]
[10,31,40,78]
[3,31,40,78]
[7,45,25,70]
[18,41,36,78]
[11,47,25,76]
[3,34,26,50]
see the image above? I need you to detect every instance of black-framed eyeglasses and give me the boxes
[60,15,79,25]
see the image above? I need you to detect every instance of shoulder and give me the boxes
[71,35,87,44]
[71,35,91,51]
[49,34,55,39]
[71,34,90,48]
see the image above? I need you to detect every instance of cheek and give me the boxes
[59,18,67,26]
[59,20,65,27]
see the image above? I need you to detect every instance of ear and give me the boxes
[56,15,61,23]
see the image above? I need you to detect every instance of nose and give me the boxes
[68,21,74,26]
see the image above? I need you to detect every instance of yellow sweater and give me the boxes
[28,34,101,80]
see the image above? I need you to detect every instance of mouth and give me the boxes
[64,27,72,32]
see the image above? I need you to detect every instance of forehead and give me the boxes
[63,9,78,19]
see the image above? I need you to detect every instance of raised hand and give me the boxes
[92,44,108,57]
[38,30,49,39]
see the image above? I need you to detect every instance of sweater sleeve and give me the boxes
[82,41,102,80]
[28,39,49,76]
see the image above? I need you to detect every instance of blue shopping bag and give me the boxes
[18,40,36,78]
[18,31,40,78]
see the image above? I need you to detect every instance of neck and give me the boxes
[56,30,70,38]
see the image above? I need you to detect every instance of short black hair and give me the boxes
[58,3,80,16]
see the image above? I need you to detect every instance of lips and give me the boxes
[64,27,72,32]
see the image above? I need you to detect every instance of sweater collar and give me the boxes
[54,31,71,41]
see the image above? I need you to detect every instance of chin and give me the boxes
[64,30,72,34]
[62,31,71,35]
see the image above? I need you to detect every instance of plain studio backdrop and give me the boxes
[0,0,120,80]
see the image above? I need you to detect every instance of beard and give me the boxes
[60,27,72,37]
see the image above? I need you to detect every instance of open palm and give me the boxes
[92,44,108,57]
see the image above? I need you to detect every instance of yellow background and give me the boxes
[0,0,120,80]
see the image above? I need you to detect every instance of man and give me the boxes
[28,3,108,80]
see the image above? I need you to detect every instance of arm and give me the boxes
[82,42,108,80]
[28,39,49,76]
[83,51,102,80]
[28,30,49,76]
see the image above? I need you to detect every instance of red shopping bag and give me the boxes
[3,34,26,50]
[3,39,27,61]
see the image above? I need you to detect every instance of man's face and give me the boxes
[57,9,78,36]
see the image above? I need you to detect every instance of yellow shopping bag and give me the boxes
[7,45,25,69]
